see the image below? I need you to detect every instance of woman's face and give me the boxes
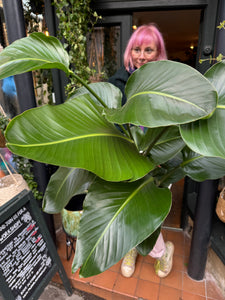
[131,41,158,69]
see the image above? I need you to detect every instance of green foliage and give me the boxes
[200,20,225,64]
[217,20,225,30]
[0,114,9,132]
[53,0,101,96]
[23,0,53,105]
[1,33,225,277]
[0,112,42,200]
[13,156,43,200]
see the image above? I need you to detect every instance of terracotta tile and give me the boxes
[72,269,94,284]
[110,260,122,273]
[136,253,144,263]
[112,293,137,300]
[160,270,182,290]
[142,254,155,264]
[183,273,206,296]
[161,228,168,239]
[132,256,142,278]
[113,274,138,297]
[173,254,185,272]
[91,269,118,291]
[135,279,159,300]
[183,255,189,272]
[51,272,61,284]
[166,230,184,246]
[182,291,206,300]
[158,285,182,300]
[206,278,225,300]
[53,221,224,300]
[70,280,94,295]
[139,262,160,284]
[174,242,185,256]
[56,228,66,241]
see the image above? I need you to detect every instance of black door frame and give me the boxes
[98,15,132,66]
[93,0,220,73]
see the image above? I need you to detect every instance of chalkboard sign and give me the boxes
[0,190,73,300]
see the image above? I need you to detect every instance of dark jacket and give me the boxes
[108,66,130,105]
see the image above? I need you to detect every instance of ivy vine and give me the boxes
[53,0,101,96]
[0,113,43,200]
[199,20,225,64]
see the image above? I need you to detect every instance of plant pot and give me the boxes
[61,194,85,260]
[61,194,85,238]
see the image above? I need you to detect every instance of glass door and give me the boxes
[87,15,132,81]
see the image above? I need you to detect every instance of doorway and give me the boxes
[131,10,201,229]
[88,4,218,229]
[133,10,201,66]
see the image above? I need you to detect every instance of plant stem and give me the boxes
[143,127,169,157]
[70,71,107,108]
[157,165,180,187]
[70,72,132,139]
[118,124,130,137]
[127,124,134,140]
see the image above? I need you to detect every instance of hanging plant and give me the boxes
[53,0,101,96]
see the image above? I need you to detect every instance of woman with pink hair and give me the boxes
[108,23,174,279]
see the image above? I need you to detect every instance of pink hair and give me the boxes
[124,23,167,71]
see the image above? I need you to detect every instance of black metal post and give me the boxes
[214,0,225,57]
[2,0,56,242]
[186,0,225,280]
[188,180,218,280]
[44,0,68,104]
[2,0,37,112]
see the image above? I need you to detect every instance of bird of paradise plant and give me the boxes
[1,32,225,277]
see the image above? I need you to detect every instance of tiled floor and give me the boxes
[52,228,225,300]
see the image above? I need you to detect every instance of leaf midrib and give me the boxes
[7,132,134,148]
[129,91,207,113]
[80,176,154,272]
[2,57,64,65]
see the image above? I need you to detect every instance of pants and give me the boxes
[149,184,171,258]
[149,233,166,258]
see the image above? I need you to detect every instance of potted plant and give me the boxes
[1,32,225,278]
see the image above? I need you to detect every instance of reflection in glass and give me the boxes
[87,26,121,81]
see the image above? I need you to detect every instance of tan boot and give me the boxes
[154,241,174,278]
[121,248,138,278]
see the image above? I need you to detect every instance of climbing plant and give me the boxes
[0,111,43,200]
[23,0,53,105]
[53,0,101,96]
[199,20,225,64]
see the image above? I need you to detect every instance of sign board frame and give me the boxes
[0,189,73,300]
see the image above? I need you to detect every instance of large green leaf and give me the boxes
[205,60,225,105]
[73,82,122,109]
[6,94,154,181]
[136,227,161,256]
[142,126,185,164]
[180,61,225,158]
[72,176,171,277]
[0,32,70,79]
[182,147,225,181]
[43,167,96,213]
[130,126,185,165]
[153,153,185,187]
[105,61,217,127]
